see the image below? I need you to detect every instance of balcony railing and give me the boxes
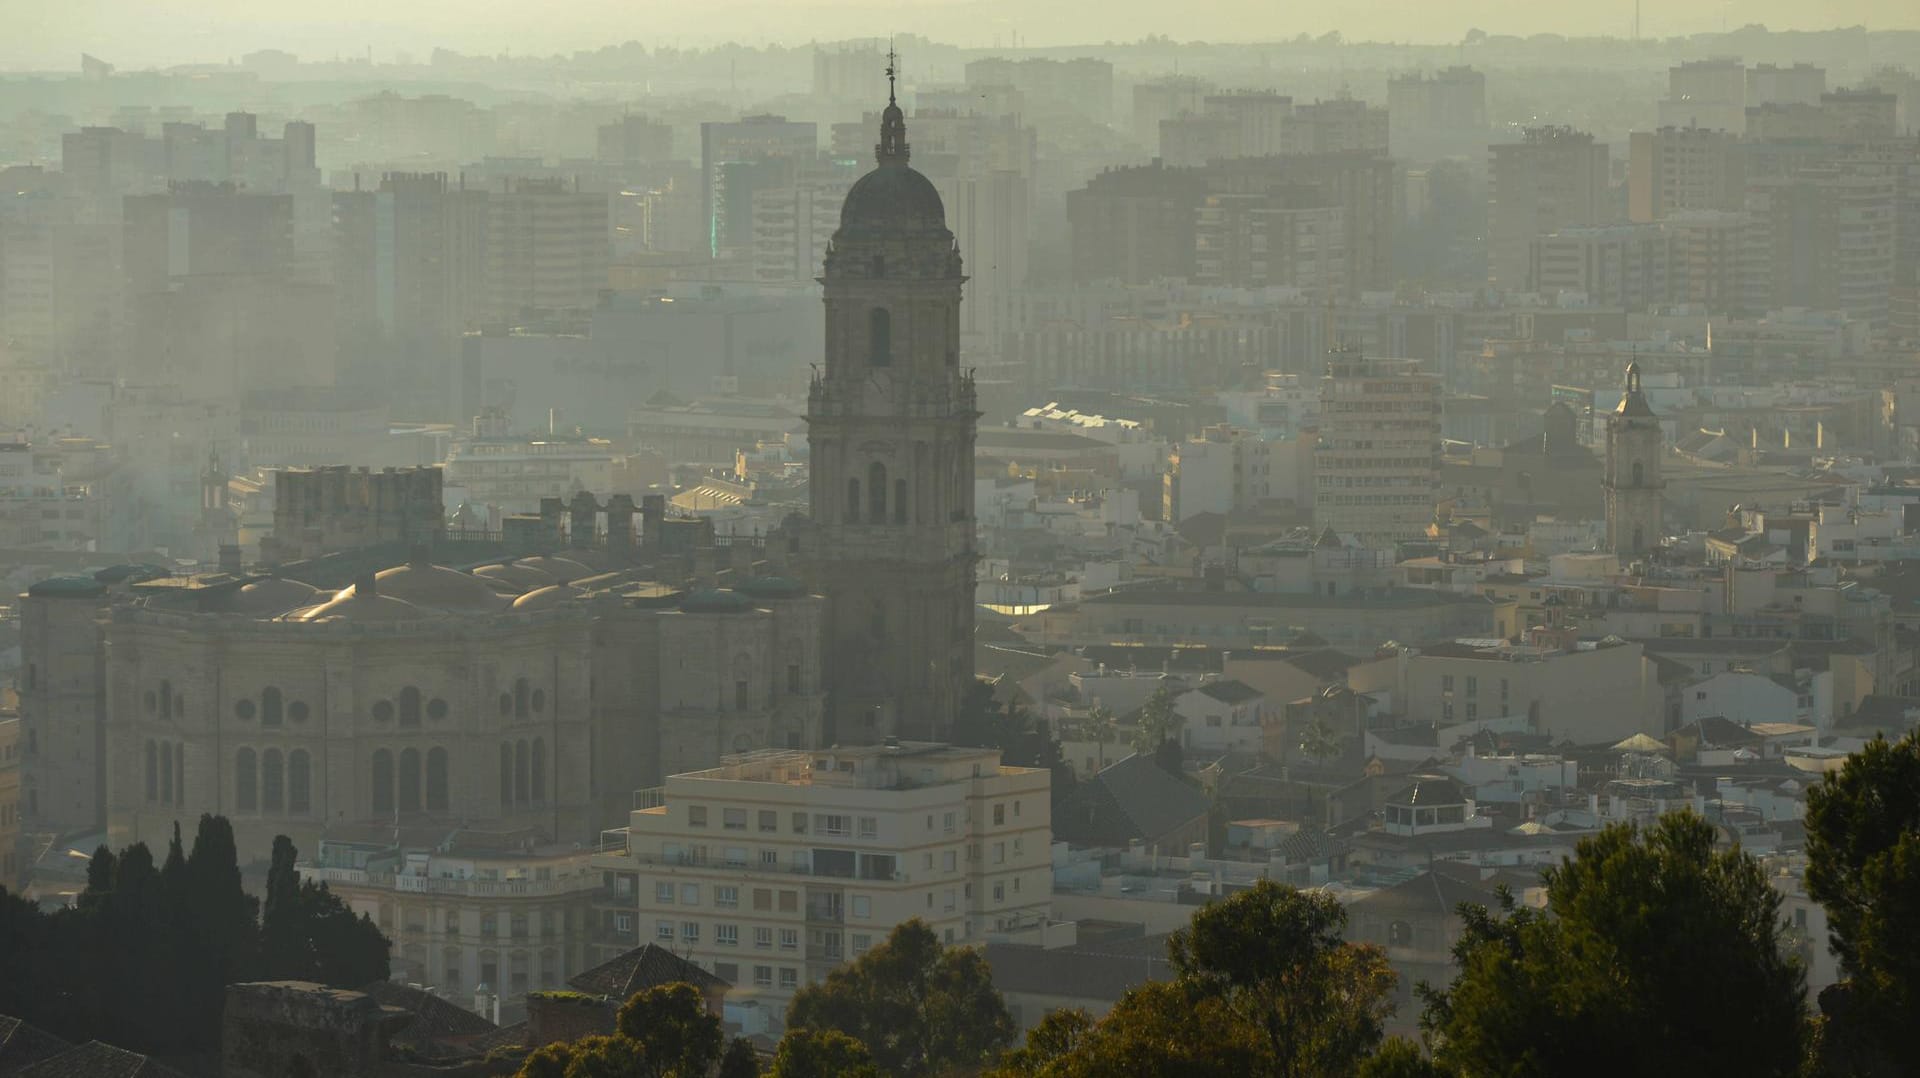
[598,851,904,883]
[301,864,600,898]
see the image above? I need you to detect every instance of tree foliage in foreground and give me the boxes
[0,816,387,1056]
[1420,812,1806,1077]
[993,880,1396,1077]
[515,982,727,1078]
[1803,728,1920,1075]
[785,918,1015,1076]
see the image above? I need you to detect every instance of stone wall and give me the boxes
[222,981,409,1078]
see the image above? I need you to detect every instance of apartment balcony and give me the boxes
[300,864,600,899]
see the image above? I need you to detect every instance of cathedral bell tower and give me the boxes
[805,56,977,744]
[1604,362,1664,556]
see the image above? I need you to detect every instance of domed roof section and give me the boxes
[512,583,582,611]
[373,562,507,613]
[227,576,320,615]
[292,587,433,623]
[474,563,555,591]
[517,555,595,584]
[28,575,106,599]
[838,165,948,238]
[679,588,756,615]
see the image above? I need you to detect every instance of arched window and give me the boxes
[160,679,173,720]
[426,747,449,812]
[869,307,891,366]
[236,748,257,812]
[499,743,513,807]
[514,740,530,806]
[399,686,421,727]
[868,462,887,522]
[175,747,184,807]
[371,749,394,816]
[261,687,282,727]
[289,750,311,815]
[1632,525,1645,552]
[894,478,907,524]
[145,741,157,801]
[531,739,547,804]
[399,748,421,813]
[1631,461,1644,486]
[262,749,284,813]
[514,678,529,720]
[846,478,860,523]
[160,741,174,804]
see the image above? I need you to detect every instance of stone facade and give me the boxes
[262,466,445,565]
[18,576,109,836]
[795,92,978,744]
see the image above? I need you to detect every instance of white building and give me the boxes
[592,743,1051,1019]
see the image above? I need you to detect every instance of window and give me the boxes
[716,885,739,909]
[815,814,851,837]
[426,747,448,812]
[510,914,528,939]
[399,686,420,726]
[1465,677,1477,697]
[530,738,546,803]
[778,891,798,913]
[779,968,798,989]
[499,743,513,806]
[753,889,772,912]
[261,687,283,727]
[656,920,675,942]
[993,804,1005,825]
[481,913,498,938]
[514,739,529,805]
[758,810,778,833]
[716,924,739,947]
[681,883,700,905]
[760,849,778,866]
[1440,675,1454,692]
[943,850,956,872]
[1466,703,1478,720]
[754,966,773,987]
[398,747,420,813]
[261,748,284,813]
[688,805,708,827]
[682,922,699,942]
[867,463,887,523]
[993,882,1004,902]
[656,881,675,904]
[943,812,956,834]
[868,307,891,366]
[723,808,747,831]
[791,812,807,834]
[754,927,773,949]
[779,929,798,951]
[145,741,157,801]
[857,816,877,838]
[993,842,1005,864]
[370,749,392,816]
[724,847,747,867]
[852,933,872,956]
[944,889,956,912]
[236,748,257,811]
[1014,800,1021,817]
[846,478,860,522]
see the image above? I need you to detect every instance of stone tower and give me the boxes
[1604,362,1664,555]
[806,58,977,743]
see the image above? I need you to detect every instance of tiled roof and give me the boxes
[359,982,498,1042]
[1055,754,1210,848]
[567,943,730,1001]
[1196,679,1263,704]
[986,935,1174,1003]
[0,1016,69,1076]
[14,1042,191,1078]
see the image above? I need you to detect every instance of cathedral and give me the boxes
[793,64,979,745]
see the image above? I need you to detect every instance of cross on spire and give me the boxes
[886,43,898,105]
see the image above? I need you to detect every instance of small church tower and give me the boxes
[1604,362,1663,555]
[803,54,977,743]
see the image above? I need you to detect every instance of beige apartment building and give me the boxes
[592,743,1051,1016]
[1314,350,1442,547]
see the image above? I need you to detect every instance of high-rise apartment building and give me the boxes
[1628,126,1746,222]
[1528,224,1671,308]
[1202,92,1294,158]
[1131,76,1213,148]
[1665,210,1753,310]
[1387,67,1487,160]
[1745,159,1899,329]
[1488,126,1611,289]
[1194,194,1347,292]
[596,115,675,168]
[1747,63,1826,107]
[750,158,859,284]
[1820,88,1899,142]
[122,182,294,295]
[698,116,817,259]
[484,177,610,320]
[1288,94,1389,155]
[1314,350,1441,546]
[591,744,1051,1013]
[1660,57,1748,133]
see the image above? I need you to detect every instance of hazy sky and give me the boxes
[1,0,1912,70]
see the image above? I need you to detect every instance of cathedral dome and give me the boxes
[838,163,948,237]
[373,562,507,613]
[226,576,320,615]
[292,587,432,623]
[512,583,582,611]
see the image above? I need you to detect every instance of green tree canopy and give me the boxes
[1421,812,1806,1077]
[1128,682,1183,755]
[786,919,1014,1075]
[259,834,389,987]
[717,1036,762,1078]
[1803,728,1920,1074]
[768,1028,880,1078]
[615,982,724,1078]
